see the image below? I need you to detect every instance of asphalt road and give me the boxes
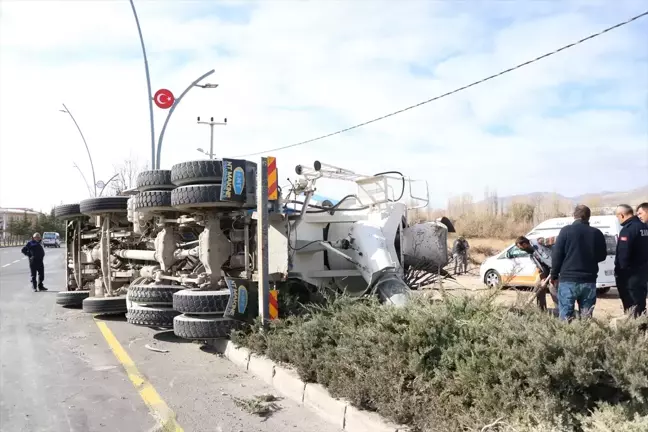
[0,247,343,432]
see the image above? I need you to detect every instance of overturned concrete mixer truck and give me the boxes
[53,159,453,339]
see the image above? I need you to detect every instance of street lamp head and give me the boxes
[199,83,219,89]
[59,109,68,113]
[197,148,204,152]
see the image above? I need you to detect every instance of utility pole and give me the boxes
[196,116,227,159]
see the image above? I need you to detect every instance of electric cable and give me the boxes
[233,11,648,158]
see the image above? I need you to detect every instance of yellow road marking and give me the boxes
[95,319,184,432]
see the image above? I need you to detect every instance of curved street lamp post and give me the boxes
[129,0,156,170]
[129,1,221,169]
[98,173,121,197]
[72,162,93,197]
[61,104,97,197]
[155,69,217,169]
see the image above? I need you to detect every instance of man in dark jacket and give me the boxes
[550,205,607,321]
[21,232,48,292]
[614,204,648,318]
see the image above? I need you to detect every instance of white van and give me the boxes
[480,216,621,294]
[42,232,61,248]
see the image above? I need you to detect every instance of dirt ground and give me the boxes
[422,268,625,320]
[439,237,627,320]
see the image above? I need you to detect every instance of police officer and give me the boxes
[21,232,48,292]
[452,236,469,275]
[614,204,648,317]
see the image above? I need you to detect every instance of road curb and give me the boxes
[211,339,408,432]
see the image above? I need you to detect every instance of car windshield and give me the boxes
[43,233,56,239]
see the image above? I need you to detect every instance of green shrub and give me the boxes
[232,295,648,432]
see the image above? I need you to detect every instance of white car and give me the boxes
[479,216,620,294]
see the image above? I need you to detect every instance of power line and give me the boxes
[234,10,648,158]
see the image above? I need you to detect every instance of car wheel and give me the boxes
[596,287,611,297]
[484,270,502,289]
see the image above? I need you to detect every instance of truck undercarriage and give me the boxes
[55,158,452,339]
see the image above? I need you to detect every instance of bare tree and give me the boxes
[109,156,147,195]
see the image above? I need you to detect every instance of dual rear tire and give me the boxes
[126,284,183,329]
[172,289,241,339]
[126,284,240,338]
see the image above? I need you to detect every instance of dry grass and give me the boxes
[448,235,513,265]
[452,213,534,239]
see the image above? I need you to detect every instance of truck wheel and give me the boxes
[56,290,90,307]
[82,296,127,314]
[171,184,245,210]
[126,305,180,328]
[127,284,184,305]
[54,203,83,219]
[173,314,241,339]
[133,191,174,212]
[172,289,230,314]
[80,197,130,215]
[136,170,174,192]
[171,160,223,187]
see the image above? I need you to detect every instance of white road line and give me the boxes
[11,260,20,264]
[1,264,10,268]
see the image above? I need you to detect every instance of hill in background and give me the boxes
[417,185,647,239]
[485,185,648,212]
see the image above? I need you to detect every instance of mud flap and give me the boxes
[224,277,259,323]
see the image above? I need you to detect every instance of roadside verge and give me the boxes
[208,339,409,432]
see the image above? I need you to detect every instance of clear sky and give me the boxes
[1,0,646,212]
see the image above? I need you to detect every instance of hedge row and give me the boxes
[232,295,648,432]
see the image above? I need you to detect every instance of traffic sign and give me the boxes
[154,89,175,109]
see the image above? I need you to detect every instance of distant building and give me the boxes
[0,207,42,241]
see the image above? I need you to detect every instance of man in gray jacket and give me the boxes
[452,236,470,275]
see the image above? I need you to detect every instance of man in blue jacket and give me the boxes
[550,205,607,321]
[21,232,48,292]
[614,204,648,318]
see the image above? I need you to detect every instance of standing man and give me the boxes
[452,236,470,275]
[21,232,48,292]
[636,202,648,224]
[550,205,607,321]
[515,236,558,311]
[614,204,648,318]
